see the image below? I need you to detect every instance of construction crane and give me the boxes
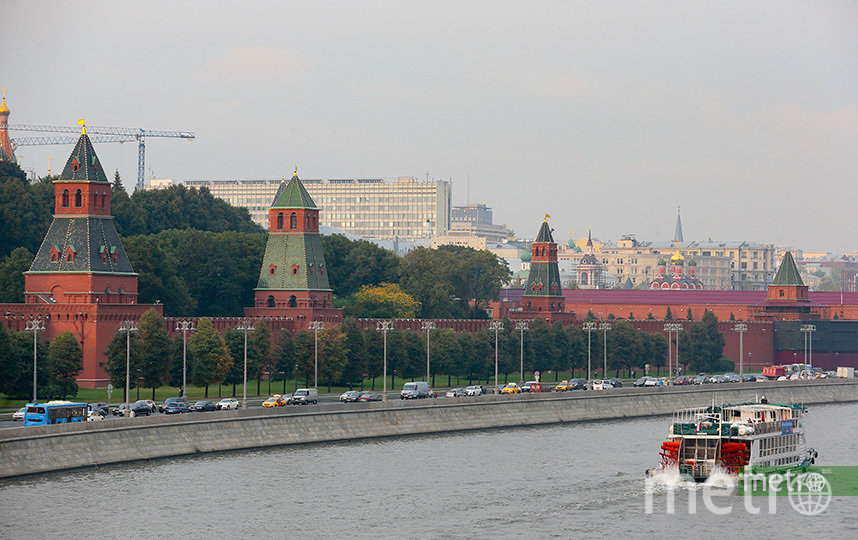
[9,124,195,190]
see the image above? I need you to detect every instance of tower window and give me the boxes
[75,189,82,207]
[62,189,69,207]
[288,295,297,307]
[267,295,275,307]
[277,212,284,230]
[269,264,277,275]
[290,212,297,229]
[292,264,299,275]
[101,192,106,208]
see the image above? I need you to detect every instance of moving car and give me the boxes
[87,410,105,421]
[465,385,484,396]
[400,381,432,399]
[216,398,240,410]
[554,380,572,391]
[500,383,521,394]
[591,380,614,390]
[159,397,189,413]
[164,402,191,414]
[608,378,624,388]
[521,381,536,392]
[339,391,362,403]
[262,395,287,407]
[130,402,152,416]
[88,402,109,416]
[289,388,318,405]
[445,388,465,397]
[135,400,156,414]
[190,400,218,412]
[12,407,26,421]
[358,391,381,402]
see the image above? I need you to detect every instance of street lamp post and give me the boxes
[490,320,502,393]
[515,321,529,384]
[421,321,436,383]
[377,321,393,401]
[237,319,256,410]
[599,322,611,380]
[118,321,138,417]
[800,324,816,367]
[309,321,324,391]
[175,320,195,398]
[663,323,682,384]
[733,322,747,382]
[583,321,597,388]
[25,319,46,403]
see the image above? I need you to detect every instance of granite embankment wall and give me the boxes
[2,380,857,479]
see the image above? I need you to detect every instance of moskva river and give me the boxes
[2,402,857,539]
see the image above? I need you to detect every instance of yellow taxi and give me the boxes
[262,394,284,407]
[554,380,571,392]
[500,383,521,394]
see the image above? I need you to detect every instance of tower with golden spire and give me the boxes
[0,88,17,163]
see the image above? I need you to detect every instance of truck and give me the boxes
[836,367,855,378]
[762,365,786,378]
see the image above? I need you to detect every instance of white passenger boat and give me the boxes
[649,397,817,482]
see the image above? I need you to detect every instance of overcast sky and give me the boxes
[4,1,857,253]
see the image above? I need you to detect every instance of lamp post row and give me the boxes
[25,318,46,403]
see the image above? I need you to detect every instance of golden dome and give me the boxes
[670,249,685,262]
[0,89,9,115]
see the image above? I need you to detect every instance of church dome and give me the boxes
[670,249,684,263]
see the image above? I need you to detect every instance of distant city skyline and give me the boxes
[3,1,856,253]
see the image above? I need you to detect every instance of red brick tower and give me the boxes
[21,125,159,387]
[244,170,342,328]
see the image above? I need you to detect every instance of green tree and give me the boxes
[137,309,171,399]
[102,327,142,400]
[223,324,262,397]
[0,325,23,395]
[322,234,401,299]
[190,318,233,397]
[293,330,315,387]
[0,247,33,302]
[47,332,83,399]
[687,308,694,321]
[318,327,349,392]
[341,318,367,389]
[273,329,296,394]
[346,282,420,318]
[683,311,726,373]
[122,235,196,316]
[643,332,668,376]
[665,307,673,320]
[608,321,640,377]
[253,319,271,395]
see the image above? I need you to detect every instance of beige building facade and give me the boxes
[147,176,451,240]
[560,234,774,290]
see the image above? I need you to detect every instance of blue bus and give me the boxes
[24,401,88,426]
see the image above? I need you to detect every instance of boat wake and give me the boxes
[702,466,737,489]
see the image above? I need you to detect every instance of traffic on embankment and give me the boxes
[1,378,856,480]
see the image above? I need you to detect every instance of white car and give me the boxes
[591,380,614,390]
[217,398,240,410]
[465,386,483,396]
[87,410,105,421]
[12,407,26,421]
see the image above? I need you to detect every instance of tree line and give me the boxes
[0,306,730,401]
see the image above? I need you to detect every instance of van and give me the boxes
[400,381,432,399]
[289,388,318,405]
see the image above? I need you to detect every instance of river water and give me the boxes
[2,402,858,539]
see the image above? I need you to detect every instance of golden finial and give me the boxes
[77,118,86,135]
[293,166,298,177]
[0,88,9,114]
[544,213,551,221]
